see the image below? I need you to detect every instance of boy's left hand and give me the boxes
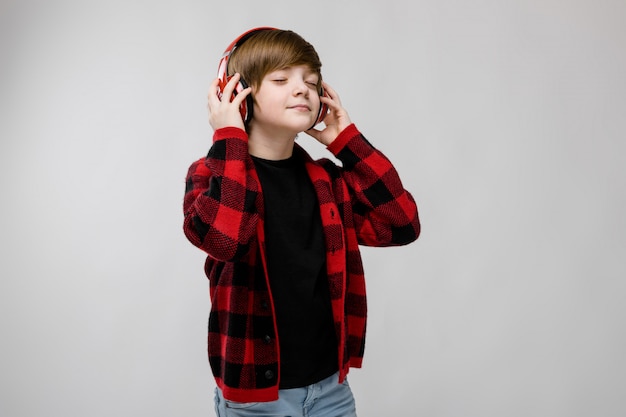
[306,82,352,146]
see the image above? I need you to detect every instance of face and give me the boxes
[250,65,321,134]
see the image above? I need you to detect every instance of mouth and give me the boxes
[288,104,311,111]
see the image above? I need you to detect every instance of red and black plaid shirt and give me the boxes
[183,124,420,402]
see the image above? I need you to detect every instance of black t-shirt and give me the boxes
[252,154,338,388]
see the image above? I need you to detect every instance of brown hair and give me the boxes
[227,29,323,93]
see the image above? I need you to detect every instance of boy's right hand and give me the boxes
[207,73,252,131]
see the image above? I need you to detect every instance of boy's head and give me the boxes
[227,28,323,93]
[217,27,327,127]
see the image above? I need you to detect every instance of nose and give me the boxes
[293,79,309,96]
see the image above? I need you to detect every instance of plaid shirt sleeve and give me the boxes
[183,127,261,261]
[327,124,420,246]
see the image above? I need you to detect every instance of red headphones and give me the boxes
[216,27,329,129]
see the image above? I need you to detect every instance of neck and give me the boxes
[247,125,297,160]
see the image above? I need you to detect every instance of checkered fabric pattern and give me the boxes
[183,123,420,402]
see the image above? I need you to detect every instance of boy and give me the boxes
[183,27,420,416]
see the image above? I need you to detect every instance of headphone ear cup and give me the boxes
[236,77,254,124]
[314,87,330,126]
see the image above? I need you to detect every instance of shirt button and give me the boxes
[264,370,274,380]
[261,300,269,310]
[263,335,271,344]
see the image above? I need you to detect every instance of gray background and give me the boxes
[1,0,625,416]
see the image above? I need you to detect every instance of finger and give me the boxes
[207,78,221,109]
[231,86,252,108]
[321,82,342,109]
[209,77,220,91]
[322,81,338,99]
[222,73,242,100]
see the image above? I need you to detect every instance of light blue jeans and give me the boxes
[214,372,358,417]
